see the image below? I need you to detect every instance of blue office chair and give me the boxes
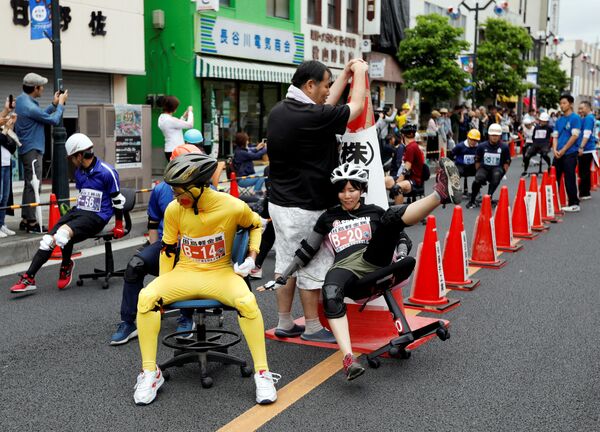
[159,229,254,388]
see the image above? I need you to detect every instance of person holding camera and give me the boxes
[14,73,68,233]
[158,96,194,162]
[0,97,19,237]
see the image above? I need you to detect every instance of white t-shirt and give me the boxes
[158,112,194,153]
[1,145,10,167]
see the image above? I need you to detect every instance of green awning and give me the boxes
[196,56,298,83]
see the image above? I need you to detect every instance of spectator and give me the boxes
[426,110,440,160]
[157,96,193,161]
[458,106,471,142]
[14,73,68,233]
[0,102,18,237]
[375,105,397,157]
[266,59,369,343]
[395,100,414,129]
[233,132,267,195]
[438,107,452,153]
[479,106,490,138]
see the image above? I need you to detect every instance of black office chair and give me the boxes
[348,256,449,368]
[76,187,137,289]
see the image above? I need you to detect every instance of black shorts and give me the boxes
[456,164,477,178]
[50,208,107,241]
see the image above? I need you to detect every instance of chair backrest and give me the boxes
[120,188,137,234]
[231,229,249,265]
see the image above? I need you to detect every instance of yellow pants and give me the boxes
[137,266,268,373]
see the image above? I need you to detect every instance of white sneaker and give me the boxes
[133,367,165,405]
[0,225,16,236]
[562,205,581,212]
[249,267,263,279]
[580,196,591,201]
[0,230,7,238]
[254,370,280,404]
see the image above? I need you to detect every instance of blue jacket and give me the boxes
[147,181,174,240]
[74,157,120,223]
[234,146,267,177]
[14,92,64,155]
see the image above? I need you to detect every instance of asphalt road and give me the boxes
[1,160,599,432]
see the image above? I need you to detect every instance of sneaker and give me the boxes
[274,323,305,338]
[0,225,16,236]
[580,195,591,201]
[465,201,477,209]
[300,328,337,344]
[57,260,75,289]
[19,220,27,231]
[435,158,462,205]
[520,171,528,177]
[0,230,6,238]
[249,266,263,279]
[10,274,37,293]
[254,370,281,404]
[562,205,581,212]
[343,354,365,381]
[393,232,413,261]
[176,315,196,338]
[27,223,47,234]
[110,321,138,345]
[133,368,165,406]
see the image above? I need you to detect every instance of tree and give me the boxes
[537,57,569,109]
[397,14,470,105]
[475,18,533,103]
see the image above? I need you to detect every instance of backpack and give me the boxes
[421,163,431,182]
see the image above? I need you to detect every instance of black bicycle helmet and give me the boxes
[164,152,218,187]
[400,123,418,136]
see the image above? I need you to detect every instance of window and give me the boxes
[346,0,357,33]
[267,0,290,19]
[219,0,232,6]
[327,0,340,29]
[307,0,321,25]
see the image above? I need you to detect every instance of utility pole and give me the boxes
[563,51,584,94]
[459,1,497,104]
[50,0,69,201]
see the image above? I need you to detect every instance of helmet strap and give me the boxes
[188,185,206,215]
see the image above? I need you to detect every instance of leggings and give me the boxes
[255,221,275,268]
[137,266,268,372]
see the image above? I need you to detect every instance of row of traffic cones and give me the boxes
[403,166,573,314]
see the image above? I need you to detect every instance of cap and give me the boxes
[23,73,48,87]
[539,112,550,122]
[439,108,449,114]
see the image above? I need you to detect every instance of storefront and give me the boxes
[365,52,405,110]
[195,15,303,155]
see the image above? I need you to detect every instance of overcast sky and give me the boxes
[558,0,600,43]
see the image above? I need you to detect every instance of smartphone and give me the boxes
[8,94,13,107]
[262,138,268,144]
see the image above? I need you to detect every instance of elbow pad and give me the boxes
[111,193,126,210]
[294,239,318,266]
[147,220,160,230]
[161,241,177,258]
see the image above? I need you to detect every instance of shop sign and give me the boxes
[197,16,304,65]
[29,0,52,40]
[114,105,142,169]
[369,59,385,79]
[307,29,360,69]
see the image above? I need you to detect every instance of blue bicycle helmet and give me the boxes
[184,129,204,144]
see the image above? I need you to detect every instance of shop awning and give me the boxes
[196,56,299,83]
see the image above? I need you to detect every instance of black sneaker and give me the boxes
[435,158,462,205]
[27,223,47,234]
[19,220,28,231]
[343,354,365,381]
[466,201,477,209]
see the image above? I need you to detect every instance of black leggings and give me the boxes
[523,145,551,172]
[322,205,408,319]
[255,221,275,268]
[470,166,504,202]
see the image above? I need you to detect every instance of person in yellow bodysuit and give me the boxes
[133,152,279,406]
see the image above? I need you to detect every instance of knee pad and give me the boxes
[54,227,71,249]
[124,255,147,283]
[39,234,55,251]
[322,283,346,319]
[381,205,407,226]
[234,292,259,320]
[137,289,162,314]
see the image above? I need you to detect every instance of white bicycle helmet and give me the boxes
[331,163,369,185]
[65,133,94,156]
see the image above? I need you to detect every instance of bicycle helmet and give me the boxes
[331,163,369,185]
[170,144,202,161]
[65,133,93,156]
[183,129,204,144]
[400,123,418,136]
[164,153,217,187]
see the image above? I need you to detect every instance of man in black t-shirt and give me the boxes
[266,59,369,343]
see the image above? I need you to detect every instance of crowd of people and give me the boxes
[2,60,599,408]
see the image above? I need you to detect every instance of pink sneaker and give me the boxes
[10,274,37,293]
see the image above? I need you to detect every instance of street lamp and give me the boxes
[563,51,585,94]
[527,31,556,110]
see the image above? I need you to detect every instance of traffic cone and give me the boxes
[442,206,480,290]
[512,178,539,240]
[549,169,564,216]
[229,172,239,198]
[529,175,549,232]
[469,195,506,268]
[559,176,567,208]
[495,186,522,252]
[591,160,598,191]
[404,215,460,313]
[440,147,446,158]
[509,139,516,157]
[48,194,62,259]
[540,172,557,223]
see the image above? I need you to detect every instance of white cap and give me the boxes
[65,133,93,156]
[523,116,533,125]
[488,123,503,136]
[539,112,550,122]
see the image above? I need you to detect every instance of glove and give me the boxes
[260,276,287,292]
[234,257,255,278]
[112,219,125,239]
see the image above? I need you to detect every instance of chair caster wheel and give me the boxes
[162,370,170,381]
[92,276,98,280]
[201,377,213,388]
[76,279,83,286]
[436,327,450,341]
[390,348,411,359]
[219,315,224,328]
[241,366,253,377]
[367,357,380,369]
[102,282,109,289]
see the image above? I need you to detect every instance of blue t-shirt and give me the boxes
[74,157,120,222]
[555,112,582,155]
[475,141,511,168]
[450,141,478,165]
[581,113,597,153]
[147,181,174,240]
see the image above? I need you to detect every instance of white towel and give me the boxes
[285,85,316,105]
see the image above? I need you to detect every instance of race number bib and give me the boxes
[463,154,476,165]
[483,152,501,167]
[181,232,226,263]
[77,188,102,212]
[534,129,547,139]
[328,217,372,253]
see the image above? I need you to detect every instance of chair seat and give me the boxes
[165,299,235,310]
[350,257,416,292]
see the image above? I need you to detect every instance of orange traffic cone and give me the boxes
[229,172,239,198]
[48,194,63,260]
[559,176,567,208]
[509,140,516,157]
[529,175,549,232]
[440,147,446,158]
[404,215,460,313]
[540,172,557,223]
[512,178,539,240]
[549,170,564,216]
[442,206,480,290]
[591,160,598,191]
[469,195,506,268]
[495,186,522,252]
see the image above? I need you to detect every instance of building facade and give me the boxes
[557,40,600,107]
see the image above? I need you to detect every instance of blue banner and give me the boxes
[30,0,52,40]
